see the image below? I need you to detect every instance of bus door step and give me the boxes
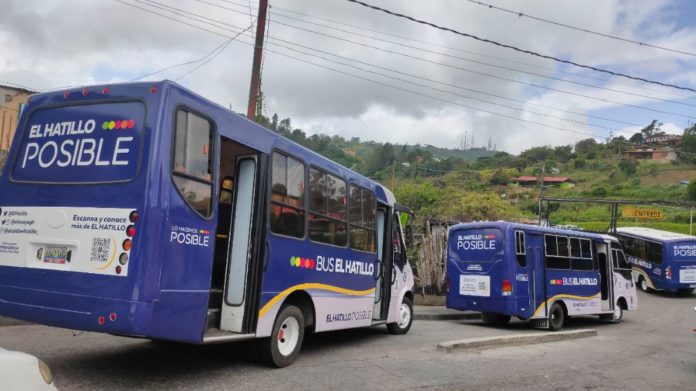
[202,329,256,344]
[530,318,548,329]
[206,308,221,330]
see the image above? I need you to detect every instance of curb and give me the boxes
[415,313,481,321]
[437,329,597,352]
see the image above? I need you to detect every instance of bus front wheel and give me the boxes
[548,303,565,331]
[387,296,413,335]
[638,276,651,293]
[258,305,305,368]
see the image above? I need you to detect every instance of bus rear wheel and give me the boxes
[482,312,511,326]
[387,296,413,335]
[258,305,305,368]
[548,303,565,331]
[677,288,694,297]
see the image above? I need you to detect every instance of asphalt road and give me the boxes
[1,290,695,390]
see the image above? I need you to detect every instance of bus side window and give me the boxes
[349,186,376,253]
[545,234,570,269]
[172,109,214,218]
[270,152,305,238]
[646,241,663,264]
[570,238,593,270]
[514,231,526,267]
[308,168,348,247]
[392,218,406,270]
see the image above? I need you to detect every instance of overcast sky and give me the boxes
[1,0,695,153]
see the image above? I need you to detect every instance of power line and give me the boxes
[221,0,694,100]
[115,0,604,138]
[132,0,689,124]
[206,0,696,107]
[141,0,641,127]
[266,17,696,120]
[182,0,696,119]
[345,0,696,93]
[174,21,256,81]
[464,0,696,58]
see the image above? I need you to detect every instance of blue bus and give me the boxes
[616,227,696,296]
[446,222,637,330]
[0,81,414,367]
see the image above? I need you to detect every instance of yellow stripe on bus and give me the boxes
[258,283,376,319]
[532,292,601,318]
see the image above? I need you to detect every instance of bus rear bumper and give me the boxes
[446,294,524,317]
[0,284,153,337]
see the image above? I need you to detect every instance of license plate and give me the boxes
[43,247,70,264]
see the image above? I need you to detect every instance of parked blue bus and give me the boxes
[0,81,414,367]
[446,222,637,330]
[616,227,696,296]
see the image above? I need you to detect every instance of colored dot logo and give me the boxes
[290,256,315,270]
[102,119,135,130]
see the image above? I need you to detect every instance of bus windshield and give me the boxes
[11,101,144,183]
[450,228,502,262]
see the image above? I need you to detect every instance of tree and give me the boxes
[640,120,662,139]
[629,132,643,144]
[575,138,598,155]
[687,181,696,202]
[679,124,696,163]
[489,170,509,185]
[618,159,637,175]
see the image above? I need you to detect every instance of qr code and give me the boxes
[91,237,111,263]
[478,282,487,291]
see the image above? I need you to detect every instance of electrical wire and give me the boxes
[345,0,696,93]
[464,0,696,58]
[126,0,690,124]
[114,0,605,138]
[204,0,696,107]
[221,0,694,100]
[131,0,641,127]
[152,0,696,120]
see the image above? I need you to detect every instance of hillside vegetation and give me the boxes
[259,114,696,234]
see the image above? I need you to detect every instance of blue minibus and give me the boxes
[446,222,637,330]
[0,81,414,367]
[616,227,696,296]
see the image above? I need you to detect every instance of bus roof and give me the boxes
[615,227,696,243]
[16,80,396,205]
[449,221,617,242]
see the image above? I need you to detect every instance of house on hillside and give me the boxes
[624,148,677,163]
[642,134,681,146]
[510,176,574,188]
[1,83,36,152]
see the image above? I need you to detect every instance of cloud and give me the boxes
[1,0,694,154]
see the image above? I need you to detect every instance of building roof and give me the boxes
[0,83,36,94]
[616,227,696,242]
[512,176,569,182]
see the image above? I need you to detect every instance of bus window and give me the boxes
[349,186,376,253]
[545,234,570,269]
[270,152,305,238]
[173,109,213,217]
[392,218,406,270]
[308,168,347,246]
[514,231,526,267]
[646,241,663,264]
[570,238,593,270]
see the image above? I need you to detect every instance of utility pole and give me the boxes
[246,0,269,120]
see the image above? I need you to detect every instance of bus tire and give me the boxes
[387,296,413,335]
[257,305,305,368]
[638,276,651,293]
[677,288,694,297]
[548,303,565,331]
[482,312,511,326]
[600,305,623,323]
